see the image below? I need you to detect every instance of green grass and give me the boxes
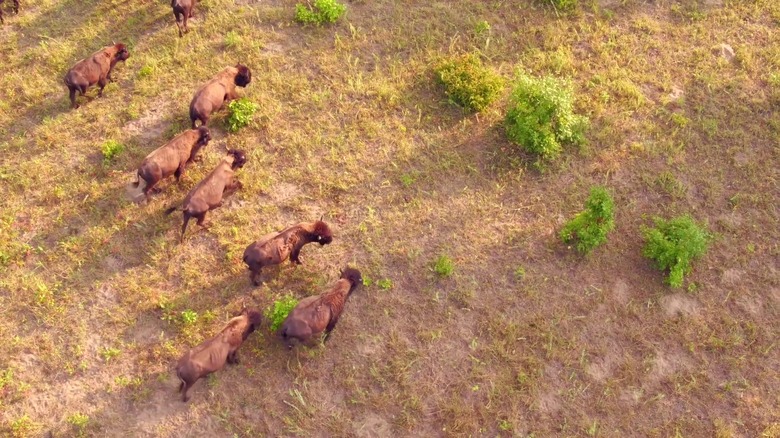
[226,98,258,132]
[0,0,777,436]
[433,255,455,278]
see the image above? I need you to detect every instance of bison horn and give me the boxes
[320,215,323,222]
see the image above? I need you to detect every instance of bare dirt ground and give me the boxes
[0,0,778,436]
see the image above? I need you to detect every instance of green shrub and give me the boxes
[100,140,124,164]
[642,215,711,288]
[227,98,258,132]
[266,295,299,332]
[433,255,455,277]
[295,0,346,25]
[436,53,504,112]
[505,73,587,163]
[560,186,615,254]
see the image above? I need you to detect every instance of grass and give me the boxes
[0,0,778,436]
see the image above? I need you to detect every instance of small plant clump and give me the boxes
[435,53,504,112]
[266,295,299,332]
[181,309,198,325]
[227,98,258,132]
[100,140,124,164]
[295,0,346,25]
[544,0,578,12]
[433,255,455,278]
[642,215,711,288]
[505,73,587,163]
[560,186,615,254]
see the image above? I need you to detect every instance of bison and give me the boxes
[164,149,247,242]
[189,64,252,128]
[0,0,19,24]
[63,43,130,109]
[175,308,262,402]
[132,126,211,203]
[242,220,333,286]
[171,0,195,37]
[280,268,362,349]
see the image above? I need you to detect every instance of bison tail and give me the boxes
[132,171,145,189]
[164,205,179,215]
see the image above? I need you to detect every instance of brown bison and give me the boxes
[63,43,129,109]
[175,308,262,402]
[280,268,362,349]
[132,126,211,203]
[171,0,195,37]
[0,0,19,24]
[164,149,247,242]
[189,64,251,128]
[242,220,334,286]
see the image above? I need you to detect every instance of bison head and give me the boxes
[196,126,211,145]
[340,268,363,289]
[114,43,130,62]
[234,64,252,88]
[227,149,247,170]
[313,220,333,246]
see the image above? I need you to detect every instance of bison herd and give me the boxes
[33,1,364,402]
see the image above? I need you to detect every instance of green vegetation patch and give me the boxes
[642,215,711,288]
[266,295,299,332]
[560,186,615,254]
[227,98,258,132]
[436,53,504,112]
[505,73,587,163]
[295,0,346,25]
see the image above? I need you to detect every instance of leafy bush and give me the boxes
[266,295,299,332]
[505,73,587,163]
[100,140,124,164]
[642,215,711,288]
[436,53,504,112]
[560,186,615,254]
[295,0,346,25]
[433,255,455,277]
[227,98,258,132]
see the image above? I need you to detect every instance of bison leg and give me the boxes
[12,0,18,14]
[174,163,186,181]
[227,351,239,365]
[143,182,157,204]
[196,213,210,229]
[97,77,108,97]
[249,268,261,287]
[0,9,4,24]
[68,87,78,109]
[180,380,192,402]
[174,11,183,37]
[183,11,189,34]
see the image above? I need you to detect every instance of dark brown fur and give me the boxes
[0,0,19,24]
[280,268,362,349]
[189,64,252,128]
[133,127,211,203]
[63,43,129,109]
[171,0,195,37]
[242,220,333,286]
[175,308,262,402]
[164,149,247,242]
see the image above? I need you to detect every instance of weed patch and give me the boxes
[560,186,615,254]
[295,0,346,25]
[227,98,258,132]
[100,140,124,164]
[435,53,504,112]
[433,255,455,278]
[505,73,587,164]
[266,295,299,332]
[642,215,711,288]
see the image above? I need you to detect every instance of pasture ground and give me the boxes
[0,0,778,436]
